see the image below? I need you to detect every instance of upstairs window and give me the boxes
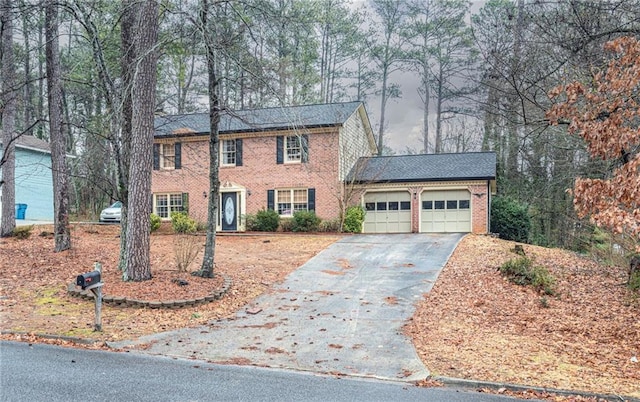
[161,144,175,169]
[285,136,301,163]
[153,143,181,170]
[220,138,242,166]
[276,134,308,164]
[221,139,236,166]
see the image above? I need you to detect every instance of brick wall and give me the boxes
[152,129,343,224]
[469,184,490,234]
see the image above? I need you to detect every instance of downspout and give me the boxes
[487,179,492,234]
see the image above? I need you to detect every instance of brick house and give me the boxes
[348,152,496,234]
[152,101,496,234]
[152,101,376,231]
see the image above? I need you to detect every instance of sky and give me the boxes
[357,0,487,154]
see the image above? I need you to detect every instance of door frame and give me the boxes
[217,182,247,232]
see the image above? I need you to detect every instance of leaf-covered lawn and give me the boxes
[406,234,639,398]
[1,226,638,398]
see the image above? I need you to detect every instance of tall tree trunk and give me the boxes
[36,7,45,139]
[420,58,430,153]
[45,2,71,251]
[505,0,525,181]
[377,63,388,155]
[118,0,136,273]
[435,67,444,153]
[194,0,220,279]
[1,0,17,237]
[123,0,158,281]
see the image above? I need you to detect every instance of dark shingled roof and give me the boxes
[348,152,496,183]
[0,135,51,154]
[155,101,364,137]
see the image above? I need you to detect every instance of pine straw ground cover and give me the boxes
[1,225,638,399]
[0,224,339,341]
[405,234,640,398]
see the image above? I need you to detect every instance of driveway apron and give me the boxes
[113,233,464,381]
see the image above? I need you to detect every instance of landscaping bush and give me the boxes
[247,209,280,232]
[279,218,294,232]
[491,197,531,243]
[343,205,365,233]
[150,213,161,232]
[292,210,321,232]
[170,211,197,234]
[499,256,555,295]
[319,219,340,232]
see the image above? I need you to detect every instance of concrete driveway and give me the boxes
[114,233,464,381]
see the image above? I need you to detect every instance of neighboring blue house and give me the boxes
[0,135,54,221]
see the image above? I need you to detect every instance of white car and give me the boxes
[99,201,122,223]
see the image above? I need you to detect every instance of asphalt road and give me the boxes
[0,341,524,402]
[111,234,464,382]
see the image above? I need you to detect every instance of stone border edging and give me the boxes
[67,274,233,309]
[434,376,637,402]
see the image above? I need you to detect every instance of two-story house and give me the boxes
[152,101,496,234]
[152,101,376,231]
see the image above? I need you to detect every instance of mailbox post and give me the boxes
[76,262,104,331]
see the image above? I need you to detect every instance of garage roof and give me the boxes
[155,101,364,137]
[348,152,496,183]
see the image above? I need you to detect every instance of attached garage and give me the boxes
[363,191,411,233]
[348,152,496,234]
[420,189,471,232]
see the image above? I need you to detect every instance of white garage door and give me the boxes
[421,190,471,233]
[363,191,412,233]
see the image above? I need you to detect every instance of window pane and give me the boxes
[277,190,291,202]
[222,140,236,165]
[422,200,433,210]
[388,201,399,210]
[167,193,183,215]
[459,200,470,209]
[293,189,308,212]
[285,136,301,162]
[447,200,458,209]
[156,195,168,218]
[376,202,387,211]
[277,189,292,215]
[161,144,175,169]
[400,201,411,210]
[365,202,375,211]
[434,201,445,210]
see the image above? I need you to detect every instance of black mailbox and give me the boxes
[76,271,101,289]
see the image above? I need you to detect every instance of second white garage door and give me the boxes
[363,191,411,233]
[421,189,471,233]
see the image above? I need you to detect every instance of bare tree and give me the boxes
[45,1,71,251]
[123,0,158,281]
[1,0,17,237]
[193,0,220,279]
[368,0,408,156]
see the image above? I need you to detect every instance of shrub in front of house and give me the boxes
[319,219,340,232]
[491,196,531,243]
[247,209,280,232]
[343,205,365,233]
[279,218,294,232]
[150,213,162,232]
[291,210,320,232]
[171,211,197,234]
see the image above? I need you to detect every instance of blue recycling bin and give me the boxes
[15,204,27,220]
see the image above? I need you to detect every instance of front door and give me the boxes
[221,192,238,231]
